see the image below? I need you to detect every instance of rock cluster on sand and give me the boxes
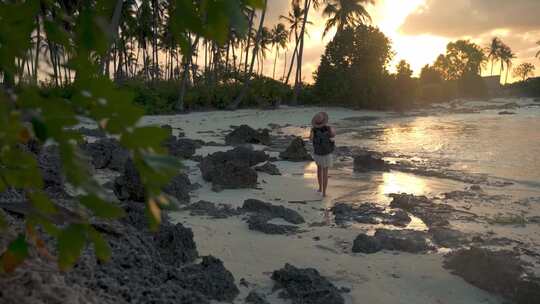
[169,255,240,302]
[271,264,345,304]
[428,227,468,248]
[81,138,130,171]
[444,247,540,303]
[242,199,305,234]
[113,159,146,202]
[183,200,241,218]
[279,137,312,161]
[162,173,195,204]
[200,147,268,189]
[353,229,432,254]
[245,291,270,304]
[162,136,201,159]
[353,151,389,172]
[66,202,239,304]
[352,234,383,254]
[0,196,240,304]
[225,125,271,146]
[331,202,411,227]
[254,161,281,175]
[389,193,454,227]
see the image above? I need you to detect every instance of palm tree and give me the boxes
[271,23,288,80]
[499,44,516,84]
[486,37,502,76]
[322,0,374,37]
[280,1,305,85]
[229,0,269,109]
[536,41,540,59]
[256,27,272,75]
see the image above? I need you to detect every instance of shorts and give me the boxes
[312,153,333,168]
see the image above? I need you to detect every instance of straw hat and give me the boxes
[311,112,328,128]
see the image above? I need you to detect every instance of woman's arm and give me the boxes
[329,126,336,138]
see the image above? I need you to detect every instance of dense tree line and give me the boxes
[2,0,538,113]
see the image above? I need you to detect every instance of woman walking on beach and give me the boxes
[310,112,336,197]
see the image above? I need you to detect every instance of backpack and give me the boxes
[313,127,335,155]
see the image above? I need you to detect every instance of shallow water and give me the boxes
[339,99,540,190]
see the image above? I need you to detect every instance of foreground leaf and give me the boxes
[89,227,111,262]
[79,194,125,219]
[58,224,88,271]
[1,235,29,273]
[0,210,6,231]
[29,192,57,215]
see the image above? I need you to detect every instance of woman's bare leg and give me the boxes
[317,165,322,192]
[322,167,329,197]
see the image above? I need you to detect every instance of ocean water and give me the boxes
[336,98,540,192]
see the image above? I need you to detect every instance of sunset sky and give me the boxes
[261,0,540,83]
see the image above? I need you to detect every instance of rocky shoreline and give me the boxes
[2,100,540,303]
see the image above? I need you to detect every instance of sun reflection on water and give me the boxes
[379,171,428,197]
[303,162,317,179]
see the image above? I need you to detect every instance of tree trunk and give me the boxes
[293,0,312,105]
[282,50,287,81]
[228,0,268,110]
[100,0,124,77]
[273,47,279,79]
[243,10,255,75]
[285,29,299,85]
[176,35,200,112]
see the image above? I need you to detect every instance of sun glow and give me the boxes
[372,0,449,75]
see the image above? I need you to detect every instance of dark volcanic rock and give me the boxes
[163,136,200,159]
[245,291,270,304]
[242,199,304,224]
[225,125,271,146]
[247,214,299,234]
[271,264,344,304]
[242,199,304,235]
[184,200,241,218]
[81,138,130,171]
[254,162,281,175]
[498,111,515,115]
[389,193,453,227]
[429,227,468,248]
[374,229,432,253]
[444,247,540,302]
[206,160,258,189]
[352,234,382,254]
[37,145,67,197]
[331,202,411,227]
[170,255,239,302]
[67,203,210,304]
[113,159,145,202]
[154,223,198,267]
[200,147,268,189]
[162,173,193,204]
[279,137,312,161]
[353,151,389,172]
[0,188,26,203]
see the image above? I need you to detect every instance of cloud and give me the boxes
[401,0,540,37]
